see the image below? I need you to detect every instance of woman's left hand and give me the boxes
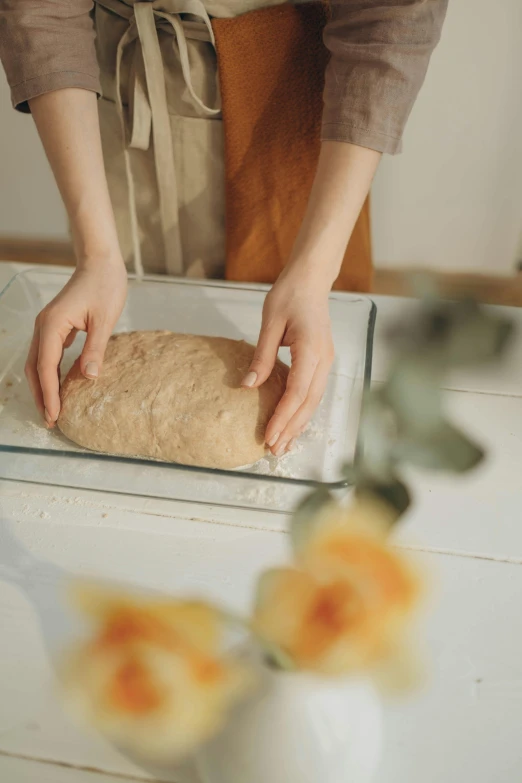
[242,267,334,456]
[240,141,381,456]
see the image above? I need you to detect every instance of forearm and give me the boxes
[285,141,380,289]
[29,88,122,266]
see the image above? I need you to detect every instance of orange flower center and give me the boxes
[321,538,416,606]
[310,585,350,633]
[191,656,223,685]
[109,658,163,715]
[298,581,363,661]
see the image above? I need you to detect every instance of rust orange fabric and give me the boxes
[212,2,372,293]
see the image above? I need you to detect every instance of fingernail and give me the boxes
[286,438,296,453]
[275,442,287,457]
[44,408,56,428]
[242,371,257,388]
[85,362,98,379]
[267,432,280,448]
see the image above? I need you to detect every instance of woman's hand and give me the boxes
[242,267,334,456]
[242,140,381,456]
[25,89,128,426]
[25,259,127,427]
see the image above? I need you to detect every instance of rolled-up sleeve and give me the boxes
[322,0,448,154]
[0,0,100,113]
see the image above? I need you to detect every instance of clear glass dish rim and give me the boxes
[0,267,377,491]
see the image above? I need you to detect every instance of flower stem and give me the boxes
[219,610,296,672]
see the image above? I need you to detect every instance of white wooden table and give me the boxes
[1,262,522,782]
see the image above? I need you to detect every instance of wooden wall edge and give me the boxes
[0,237,75,266]
[1,236,521,307]
[373,267,522,307]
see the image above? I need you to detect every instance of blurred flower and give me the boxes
[63,585,252,760]
[296,498,417,609]
[253,498,421,682]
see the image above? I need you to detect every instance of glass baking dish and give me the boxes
[0,269,375,513]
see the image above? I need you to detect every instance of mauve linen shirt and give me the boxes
[0,0,447,154]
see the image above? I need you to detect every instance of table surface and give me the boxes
[1,262,521,783]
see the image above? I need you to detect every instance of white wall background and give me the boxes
[0,0,521,271]
[0,73,68,238]
[371,0,522,274]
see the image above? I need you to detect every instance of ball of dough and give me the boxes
[58,331,288,470]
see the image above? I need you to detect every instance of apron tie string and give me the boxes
[96,0,221,277]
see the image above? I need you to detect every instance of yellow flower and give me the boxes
[253,498,421,679]
[297,498,419,618]
[63,585,251,760]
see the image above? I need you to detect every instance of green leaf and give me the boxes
[442,301,513,367]
[340,461,357,484]
[385,359,444,432]
[355,477,411,523]
[257,637,297,673]
[357,393,400,482]
[289,486,334,554]
[386,296,513,368]
[397,421,484,473]
[407,271,441,301]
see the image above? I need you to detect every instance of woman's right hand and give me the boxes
[25,258,127,428]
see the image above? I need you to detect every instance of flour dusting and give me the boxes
[252,446,301,480]
[22,419,55,447]
[238,485,280,506]
[302,420,323,441]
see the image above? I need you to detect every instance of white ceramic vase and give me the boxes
[196,666,383,783]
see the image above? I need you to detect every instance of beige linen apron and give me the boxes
[94,0,284,278]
